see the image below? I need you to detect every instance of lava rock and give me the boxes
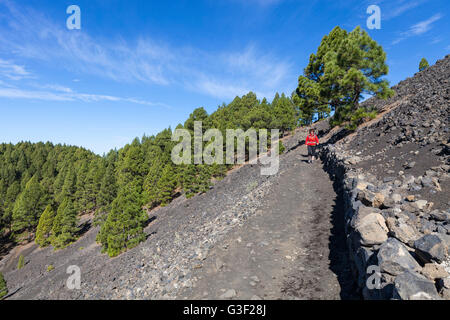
[393,270,441,300]
[377,238,421,276]
[413,234,448,263]
[220,289,237,299]
[420,263,449,280]
[386,217,421,246]
[353,210,389,246]
[357,190,385,208]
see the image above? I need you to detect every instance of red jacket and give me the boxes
[305,134,319,146]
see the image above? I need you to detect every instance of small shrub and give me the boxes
[47,265,54,272]
[419,57,429,71]
[17,255,25,270]
[278,140,286,154]
[0,272,8,299]
[346,107,377,131]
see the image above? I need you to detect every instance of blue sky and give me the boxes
[0,0,449,155]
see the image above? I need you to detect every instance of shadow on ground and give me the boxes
[326,171,361,300]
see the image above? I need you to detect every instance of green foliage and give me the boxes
[345,107,378,131]
[278,140,286,154]
[142,158,163,206]
[295,26,393,127]
[156,164,177,206]
[419,58,429,71]
[51,199,79,249]
[271,93,297,134]
[94,157,117,227]
[1,181,20,233]
[35,205,55,247]
[47,264,54,272]
[96,183,147,257]
[0,142,105,241]
[17,254,25,270]
[12,176,45,234]
[0,272,7,299]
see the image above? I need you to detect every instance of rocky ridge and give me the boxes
[320,55,450,299]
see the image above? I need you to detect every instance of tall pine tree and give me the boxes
[51,198,78,249]
[97,182,147,257]
[12,176,45,235]
[35,205,55,247]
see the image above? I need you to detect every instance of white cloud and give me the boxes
[33,84,73,93]
[0,85,171,108]
[409,13,442,35]
[392,13,443,45]
[383,0,425,20]
[0,88,72,101]
[0,59,31,80]
[430,37,442,44]
[0,1,293,100]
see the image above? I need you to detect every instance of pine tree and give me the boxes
[85,158,104,211]
[419,58,429,71]
[143,159,163,206]
[294,77,323,125]
[51,198,78,249]
[35,205,55,247]
[178,164,197,198]
[271,93,297,134]
[56,167,76,204]
[94,162,117,226]
[12,176,45,235]
[297,26,394,127]
[2,181,20,233]
[74,162,89,212]
[156,164,177,206]
[97,182,147,257]
[0,272,7,299]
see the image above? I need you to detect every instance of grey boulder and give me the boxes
[377,238,421,276]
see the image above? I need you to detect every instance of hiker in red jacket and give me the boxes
[305,128,319,164]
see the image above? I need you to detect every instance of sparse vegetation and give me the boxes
[17,254,25,270]
[47,264,54,272]
[0,272,7,299]
[419,57,429,71]
[346,107,378,131]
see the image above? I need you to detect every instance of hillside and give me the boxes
[1,51,449,300]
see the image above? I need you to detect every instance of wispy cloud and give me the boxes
[430,37,442,44]
[392,13,443,44]
[0,1,293,100]
[409,13,442,35]
[0,85,172,108]
[383,0,426,20]
[0,59,31,80]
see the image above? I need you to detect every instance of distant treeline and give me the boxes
[0,25,393,257]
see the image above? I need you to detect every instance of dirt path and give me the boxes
[177,144,358,300]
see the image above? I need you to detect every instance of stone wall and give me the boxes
[320,126,450,300]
